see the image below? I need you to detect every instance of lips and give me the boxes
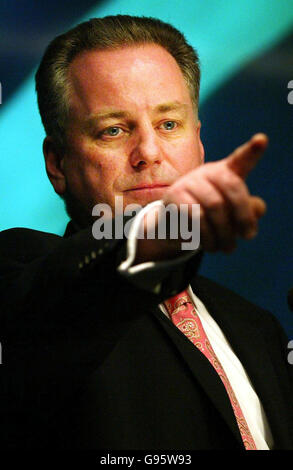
[125,183,170,191]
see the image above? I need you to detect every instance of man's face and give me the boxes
[48,44,204,223]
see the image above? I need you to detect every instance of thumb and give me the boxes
[250,196,267,218]
[226,133,268,179]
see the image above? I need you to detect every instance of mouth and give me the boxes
[125,184,170,192]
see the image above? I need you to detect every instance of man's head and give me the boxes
[36,15,204,226]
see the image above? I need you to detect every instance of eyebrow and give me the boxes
[83,101,188,132]
[83,111,130,133]
[154,102,188,114]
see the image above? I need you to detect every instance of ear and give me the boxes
[196,120,205,165]
[43,137,66,195]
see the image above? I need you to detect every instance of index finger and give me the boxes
[226,133,268,179]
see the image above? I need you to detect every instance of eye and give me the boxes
[103,126,123,137]
[161,121,177,131]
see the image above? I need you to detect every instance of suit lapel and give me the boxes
[152,306,244,447]
[189,276,293,449]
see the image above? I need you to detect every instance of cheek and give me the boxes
[170,140,202,175]
[81,153,123,199]
[68,144,108,180]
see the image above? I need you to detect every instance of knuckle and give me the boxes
[236,205,255,224]
[240,212,254,224]
[220,172,242,190]
[205,195,224,211]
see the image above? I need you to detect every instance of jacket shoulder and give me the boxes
[193,274,276,325]
[0,227,62,262]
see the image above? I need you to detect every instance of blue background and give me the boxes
[1,0,292,336]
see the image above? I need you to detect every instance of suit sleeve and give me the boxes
[0,220,202,369]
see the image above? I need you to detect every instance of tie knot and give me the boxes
[164,290,192,314]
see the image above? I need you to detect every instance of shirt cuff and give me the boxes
[118,200,200,294]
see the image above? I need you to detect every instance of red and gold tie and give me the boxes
[164,289,257,450]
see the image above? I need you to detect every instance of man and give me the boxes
[0,15,292,450]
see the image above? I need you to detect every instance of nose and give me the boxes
[129,124,162,169]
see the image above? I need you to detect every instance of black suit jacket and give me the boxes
[0,223,292,449]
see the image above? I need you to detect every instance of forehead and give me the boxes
[68,44,193,117]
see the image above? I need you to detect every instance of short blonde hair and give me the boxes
[35,15,200,150]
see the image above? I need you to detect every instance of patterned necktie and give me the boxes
[164,289,257,450]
